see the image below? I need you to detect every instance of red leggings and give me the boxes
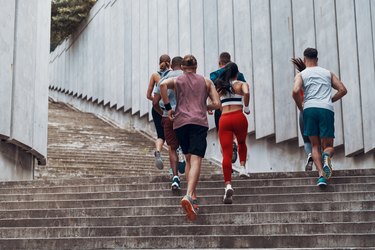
[218,110,248,183]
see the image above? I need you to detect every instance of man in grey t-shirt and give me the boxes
[153,56,184,190]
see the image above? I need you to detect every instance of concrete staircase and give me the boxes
[0,101,374,249]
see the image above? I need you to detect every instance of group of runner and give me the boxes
[147,48,347,221]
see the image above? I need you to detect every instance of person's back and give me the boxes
[301,66,333,111]
[174,72,209,129]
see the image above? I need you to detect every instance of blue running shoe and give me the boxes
[316,176,327,187]
[322,153,333,179]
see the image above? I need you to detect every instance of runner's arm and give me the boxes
[146,73,160,101]
[292,73,304,111]
[152,93,163,116]
[331,73,347,102]
[206,78,221,111]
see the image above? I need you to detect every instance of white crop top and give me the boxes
[220,91,243,106]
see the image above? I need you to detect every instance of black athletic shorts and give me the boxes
[175,124,208,158]
[151,107,165,140]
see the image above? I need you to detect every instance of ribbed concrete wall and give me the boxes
[49,0,375,168]
[0,0,51,180]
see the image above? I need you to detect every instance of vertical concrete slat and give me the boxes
[113,0,125,110]
[336,0,364,156]
[86,21,94,101]
[139,0,149,117]
[179,0,191,56]
[123,0,132,111]
[157,0,168,55]
[314,0,344,147]
[0,0,16,139]
[148,0,158,121]
[270,0,297,143]
[97,7,106,104]
[217,0,234,56]
[11,0,38,149]
[103,3,111,106]
[32,0,51,160]
[167,0,179,57]
[203,0,219,129]
[251,0,275,139]
[292,0,316,147]
[233,0,255,133]
[131,0,140,115]
[190,0,205,75]
[355,0,375,153]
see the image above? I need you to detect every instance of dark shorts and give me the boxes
[299,112,310,143]
[303,107,335,138]
[175,124,208,158]
[151,107,165,140]
[161,117,179,150]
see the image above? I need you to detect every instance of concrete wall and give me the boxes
[49,0,375,172]
[0,0,51,180]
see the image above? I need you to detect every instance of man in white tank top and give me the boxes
[292,48,347,187]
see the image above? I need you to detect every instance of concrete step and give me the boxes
[0,191,373,210]
[1,184,374,201]
[0,182,372,195]
[0,200,373,219]
[0,210,373,227]
[0,222,373,238]
[1,174,374,188]
[0,234,374,249]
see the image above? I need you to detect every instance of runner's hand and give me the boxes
[207,110,213,115]
[243,106,250,115]
[168,110,175,121]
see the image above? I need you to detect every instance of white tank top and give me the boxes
[301,66,333,112]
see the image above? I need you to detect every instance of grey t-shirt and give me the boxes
[154,70,183,117]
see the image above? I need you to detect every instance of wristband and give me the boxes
[243,106,250,113]
[164,103,172,111]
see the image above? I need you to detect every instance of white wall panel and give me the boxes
[233,0,254,132]
[139,0,149,117]
[123,0,132,111]
[314,0,344,147]
[203,0,219,129]
[217,0,234,56]
[355,0,375,153]
[131,0,140,114]
[11,0,38,149]
[271,0,297,143]
[32,0,51,159]
[97,7,106,103]
[148,0,158,121]
[86,20,94,101]
[157,0,168,55]
[112,0,125,109]
[292,0,315,147]
[103,2,111,106]
[167,0,179,57]
[179,0,191,56]
[190,0,205,75]
[336,0,364,156]
[251,0,275,139]
[0,0,15,139]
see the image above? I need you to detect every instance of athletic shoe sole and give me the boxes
[155,159,163,170]
[223,188,234,204]
[171,183,180,190]
[181,196,197,221]
[322,164,333,179]
[317,180,327,187]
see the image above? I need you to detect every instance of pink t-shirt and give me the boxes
[173,72,209,129]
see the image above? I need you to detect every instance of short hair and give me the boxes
[171,56,183,68]
[159,54,171,64]
[219,52,231,65]
[303,48,318,59]
[181,54,197,68]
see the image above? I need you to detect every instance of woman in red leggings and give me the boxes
[214,62,250,204]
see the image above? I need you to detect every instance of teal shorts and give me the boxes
[303,107,335,138]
